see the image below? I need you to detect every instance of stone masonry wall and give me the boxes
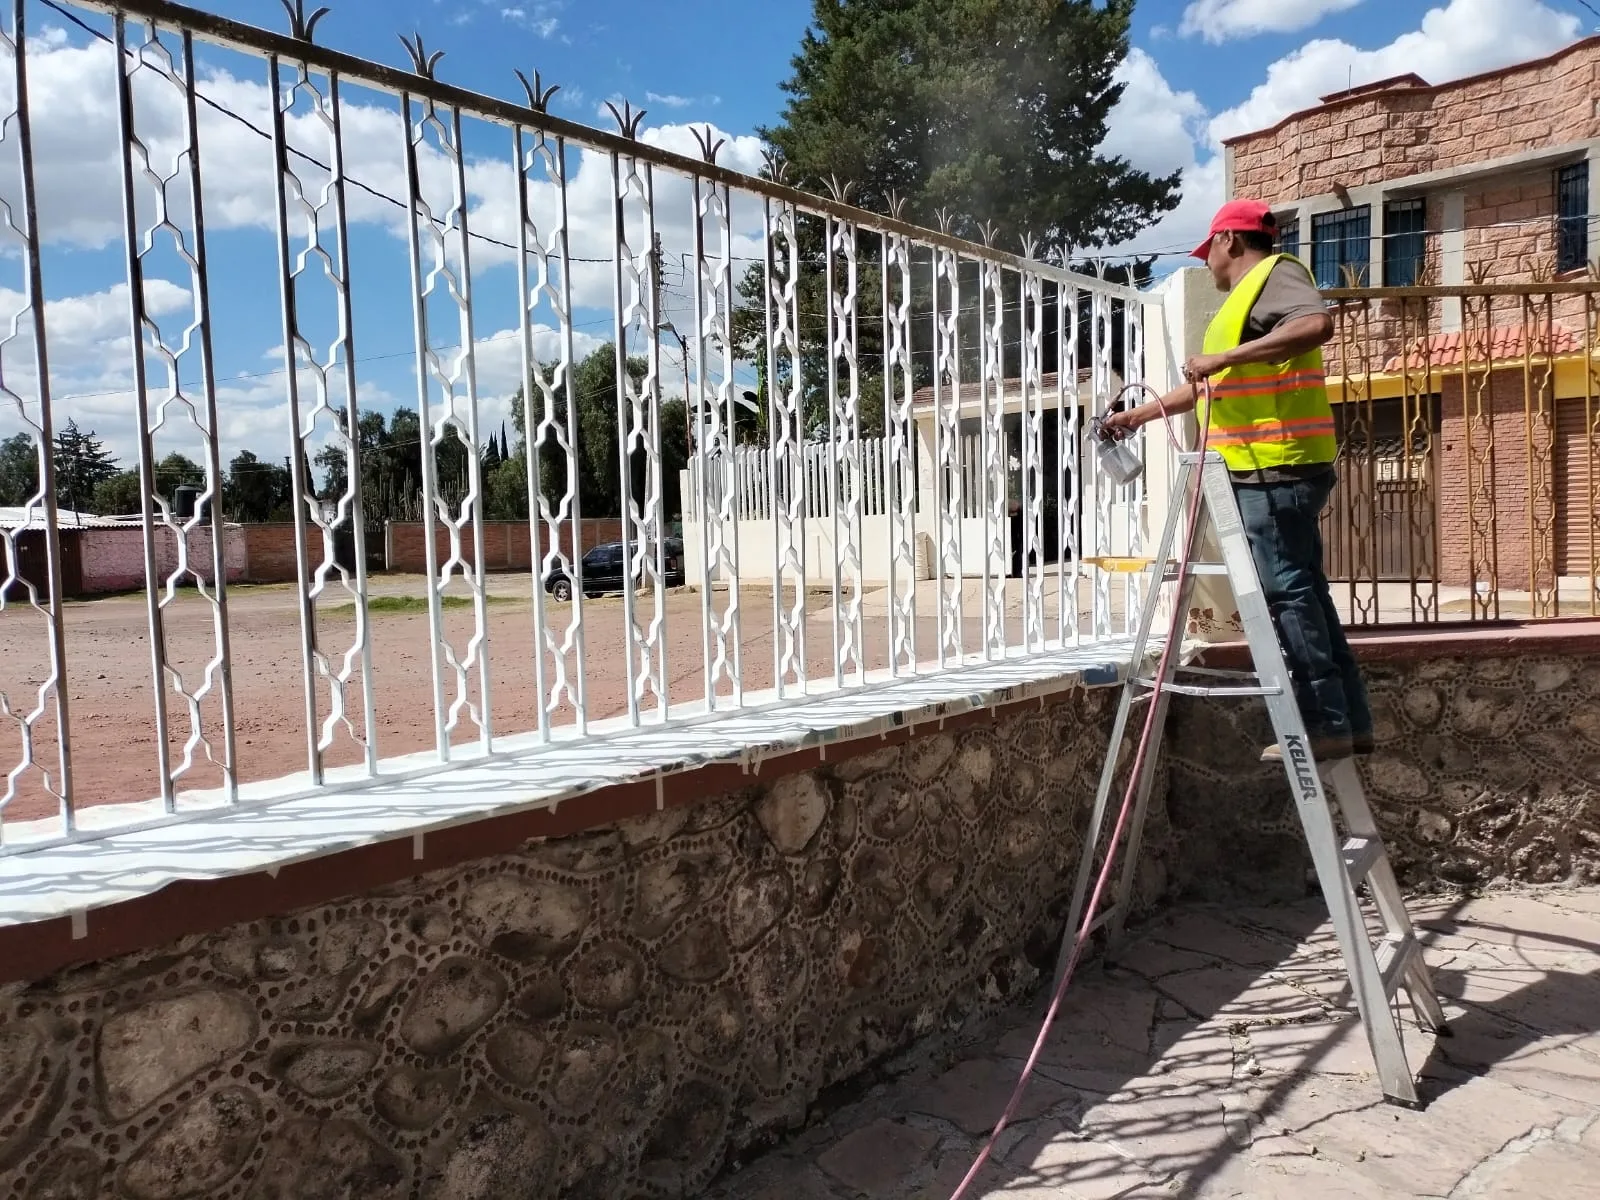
[0,691,1167,1200]
[1166,649,1600,899]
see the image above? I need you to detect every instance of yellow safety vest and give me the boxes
[1201,254,1338,472]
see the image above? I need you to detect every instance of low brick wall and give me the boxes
[384,520,626,574]
[1167,628,1600,898]
[78,526,248,594]
[237,523,303,584]
[0,687,1163,1199]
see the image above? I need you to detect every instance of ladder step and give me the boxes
[1161,563,1230,580]
[1342,836,1384,882]
[1132,677,1284,698]
[1084,904,1120,938]
[1375,935,1419,1000]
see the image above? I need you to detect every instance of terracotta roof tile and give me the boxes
[1380,324,1588,372]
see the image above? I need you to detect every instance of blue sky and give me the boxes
[7,0,1595,477]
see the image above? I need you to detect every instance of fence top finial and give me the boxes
[885,191,907,220]
[399,33,445,81]
[825,175,855,205]
[691,125,725,165]
[515,69,560,114]
[761,145,789,185]
[280,0,331,42]
[604,99,647,139]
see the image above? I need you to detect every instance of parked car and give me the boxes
[544,539,685,601]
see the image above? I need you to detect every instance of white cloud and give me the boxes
[494,0,562,38]
[645,92,694,109]
[1106,0,1584,265]
[1102,50,1220,261]
[1209,0,1582,143]
[0,33,768,316]
[1179,0,1365,44]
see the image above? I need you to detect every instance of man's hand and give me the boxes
[1102,407,1142,436]
[1183,352,1229,382]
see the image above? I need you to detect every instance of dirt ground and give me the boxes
[0,573,1101,829]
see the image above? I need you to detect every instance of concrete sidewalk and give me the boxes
[709,889,1600,1199]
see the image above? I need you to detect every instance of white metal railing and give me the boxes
[0,0,1152,854]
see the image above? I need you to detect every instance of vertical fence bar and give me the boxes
[979,261,1006,657]
[113,13,176,808]
[446,105,491,751]
[512,122,552,742]
[826,212,864,686]
[1019,264,1044,652]
[399,87,448,759]
[0,0,73,839]
[1089,286,1112,638]
[324,69,378,774]
[1524,292,1558,616]
[518,125,588,735]
[272,51,375,777]
[883,231,917,675]
[268,51,323,784]
[1461,294,1500,620]
[171,30,237,796]
[1059,281,1081,646]
[1122,298,1146,629]
[933,247,963,665]
[764,196,806,697]
[400,79,491,754]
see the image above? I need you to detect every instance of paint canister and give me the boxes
[1089,418,1144,488]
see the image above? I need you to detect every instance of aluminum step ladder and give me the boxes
[1056,449,1448,1108]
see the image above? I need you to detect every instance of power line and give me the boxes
[39,0,617,264]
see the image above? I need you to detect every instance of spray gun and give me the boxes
[1088,396,1145,489]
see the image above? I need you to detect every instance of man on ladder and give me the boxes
[1106,198,1371,764]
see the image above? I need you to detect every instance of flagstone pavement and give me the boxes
[707,888,1600,1199]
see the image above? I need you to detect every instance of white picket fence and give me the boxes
[684,434,1003,523]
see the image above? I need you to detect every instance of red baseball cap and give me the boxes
[1191,199,1276,259]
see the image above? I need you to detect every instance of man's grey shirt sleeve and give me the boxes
[1241,259,1327,343]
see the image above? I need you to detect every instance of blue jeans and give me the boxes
[1233,472,1372,741]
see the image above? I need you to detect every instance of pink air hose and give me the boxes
[947,380,1213,1200]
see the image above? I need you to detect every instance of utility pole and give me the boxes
[652,232,692,460]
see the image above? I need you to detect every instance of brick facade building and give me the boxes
[1225,37,1599,291]
[1224,39,1600,593]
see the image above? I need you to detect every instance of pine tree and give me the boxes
[52,419,120,513]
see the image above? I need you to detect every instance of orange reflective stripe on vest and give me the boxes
[1200,253,1338,472]
[1208,369,1327,400]
[1208,414,1337,446]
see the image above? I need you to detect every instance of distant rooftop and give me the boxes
[1223,35,1600,145]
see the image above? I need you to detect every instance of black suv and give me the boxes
[544,538,685,601]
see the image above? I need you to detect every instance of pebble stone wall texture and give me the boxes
[1167,651,1600,899]
[0,689,1171,1200]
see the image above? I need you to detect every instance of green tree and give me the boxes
[768,0,1177,253]
[224,450,292,522]
[482,454,528,522]
[52,420,119,513]
[93,470,143,516]
[0,433,39,506]
[734,0,1178,440]
[153,452,204,499]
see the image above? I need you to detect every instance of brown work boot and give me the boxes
[1260,734,1353,764]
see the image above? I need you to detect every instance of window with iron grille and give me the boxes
[1277,215,1300,261]
[1311,206,1371,287]
[1383,198,1426,287]
[1558,163,1589,274]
